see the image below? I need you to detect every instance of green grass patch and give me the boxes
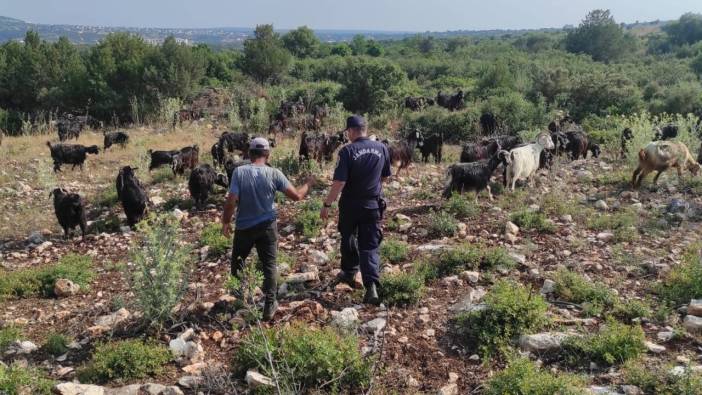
[611,299,653,323]
[443,194,479,218]
[453,280,548,357]
[486,357,585,395]
[510,210,556,233]
[553,268,617,317]
[380,271,425,306]
[623,359,702,395]
[233,323,371,393]
[294,199,324,239]
[201,223,230,256]
[657,242,702,305]
[563,320,645,367]
[587,208,639,242]
[421,244,515,280]
[0,363,54,395]
[427,210,458,237]
[43,333,70,356]
[77,339,171,384]
[0,254,93,299]
[150,167,176,184]
[380,239,410,264]
[0,327,21,352]
[163,196,194,211]
[96,186,119,208]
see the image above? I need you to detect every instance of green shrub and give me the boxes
[588,209,639,242]
[453,280,548,357]
[96,186,119,208]
[380,239,410,264]
[129,215,192,328]
[612,299,652,322]
[90,214,122,234]
[510,210,555,233]
[486,357,584,395]
[272,151,315,178]
[0,363,54,395]
[150,167,176,184]
[431,244,482,279]
[163,197,194,211]
[482,246,517,270]
[553,268,617,316]
[443,194,479,218]
[77,340,171,384]
[43,333,70,356]
[623,359,702,395]
[0,254,93,299]
[658,242,702,305]
[563,320,645,367]
[0,327,21,352]
[233,323,371,393]
[380,271,425,306]
[294,199,324,239]
[201,223,230,256]
[427,210,458,237]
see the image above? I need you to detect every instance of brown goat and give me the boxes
[632,141,700,188]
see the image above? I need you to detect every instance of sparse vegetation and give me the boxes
[444,194,479,218]
[453,280,548,357]
[510,210,556,233]
[563,320,645,367]
[623,359,702,395]
[588,208,639,242]
[553,268,617,316]
[380,239,410,264]
[380,271,425,306]
[77,339,171,384]
[427,210,458,237]
[0,327,21,352]
[294,198,324,239]
[486,357,585,395]
[233,323,371,393]
[0,363,54,395]
[658,242,702,305]
[201,223,230,256]
[0,253,93,299]
[43,333,70,356]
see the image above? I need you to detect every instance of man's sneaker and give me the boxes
[263,300,278,321]
[333,271,360,289]
[363,283,381,306]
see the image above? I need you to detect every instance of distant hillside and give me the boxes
[0,15,674,46]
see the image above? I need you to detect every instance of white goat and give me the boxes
[503,132,555,191]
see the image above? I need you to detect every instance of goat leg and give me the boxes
[487,185,493,201]
[652,170,663,186]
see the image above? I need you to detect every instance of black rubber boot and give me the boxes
[363,283,380,306]
[263,300,278,321]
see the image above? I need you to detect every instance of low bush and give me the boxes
[0,253,93,299]
[233,323,371,393]
[587,209,639,242]
[380,239,410,264]
[453,280,548,357]
[78,339,171,384]
[163,196,194,211]
[90,213,122,234]
[430,244,482,279]
[272,152,318,178]
[553,268,617,316]
[129,215,192,328]
[0,327,21,352]
[96,186,119,208]
[657,242,702,305]
[150,167,176,184]
[623,359,702,395]
[380,271,425,306]
[43,333,70,356]
[200,223,230,256]
[562,320,645,367]
[427,210,458,237]
[509,210,556,233]
[482,246,517,270]
[486,357,585,395]
[294,199,324,239]
[0,363,54,395]
[612,299,652,322]
[443,194,479,218]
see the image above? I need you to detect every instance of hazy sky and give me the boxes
[1,0,701,31]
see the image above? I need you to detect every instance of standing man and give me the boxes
[222,137,314,321]
[321,115,391,305]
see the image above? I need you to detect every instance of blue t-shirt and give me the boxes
[229,164,291,229]
[333,137,391,209]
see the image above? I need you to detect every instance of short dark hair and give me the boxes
[249,148,270,160]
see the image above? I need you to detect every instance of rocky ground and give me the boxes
[1,126,702,394]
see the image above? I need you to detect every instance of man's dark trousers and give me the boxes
[231,220,278,303]
[338,205,382,287]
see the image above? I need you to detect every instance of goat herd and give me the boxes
[36,111,702,241]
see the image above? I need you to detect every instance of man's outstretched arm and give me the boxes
[221,193,238,237]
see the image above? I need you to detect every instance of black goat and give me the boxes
[148,149,179,171]
[299,131,346,163]
[219,132,250,158]
[436,90,464,111]
[443,151,505,201]
[47,142,99,172]
[57,119,82,141]
[539,150,553,170]
[620,128,634,159]
[480,113,498,135]
[654,124,678,141]
[482,135,523,151]
[588,142,601,158]
[564,131,590,160]
[211,143,224,168]
[50,188,87,239]
[188,164,228,209]
[172,145,200,176]
[416,132,443,163]
[104,131,129,149]
[116,166,149,228]
[224,159,252,186]
[460,140,500,163]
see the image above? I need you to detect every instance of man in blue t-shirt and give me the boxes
[222,137,314,320]
[321,115,391,305]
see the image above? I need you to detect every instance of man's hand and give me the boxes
[222,222,233,238]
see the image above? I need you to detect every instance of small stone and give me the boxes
[5,340,38,355]
[459,271,479,284]
[407,376,420,387]
[645,341,666,354]
[683,315,702,333]
[622,385,642,395]
[560,214,573,223]
[448,372,458,384]
[54,279,80,297]
[363,318,387,334]
[504,221,519,235]
[246,370,275,388]
[286,271,319,284]
[331,308,360,333]
[595,200,608,211]
[688,300,702,316]
[172,208,188,221]
[425,328,435,337]
[596,232,615,242]
[437,383,458,395]
[541,279,556,294]
[178,376,203,389]
[53,383,104,395]
[518,332,568,353]
[657,331,675,342]
[211,331,223,342]
[504,233,518,243]
[310,250,329,264]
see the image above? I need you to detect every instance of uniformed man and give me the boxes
[222,137,314,321]
[321,115,391,305]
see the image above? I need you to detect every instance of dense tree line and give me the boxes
[1,10,701,136]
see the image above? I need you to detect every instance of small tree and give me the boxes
[565,9,636,62]
[242,24,291,82]
[128,215,192,328]
[282,26,320,58]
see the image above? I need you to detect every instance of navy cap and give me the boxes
[345,115,366,130]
